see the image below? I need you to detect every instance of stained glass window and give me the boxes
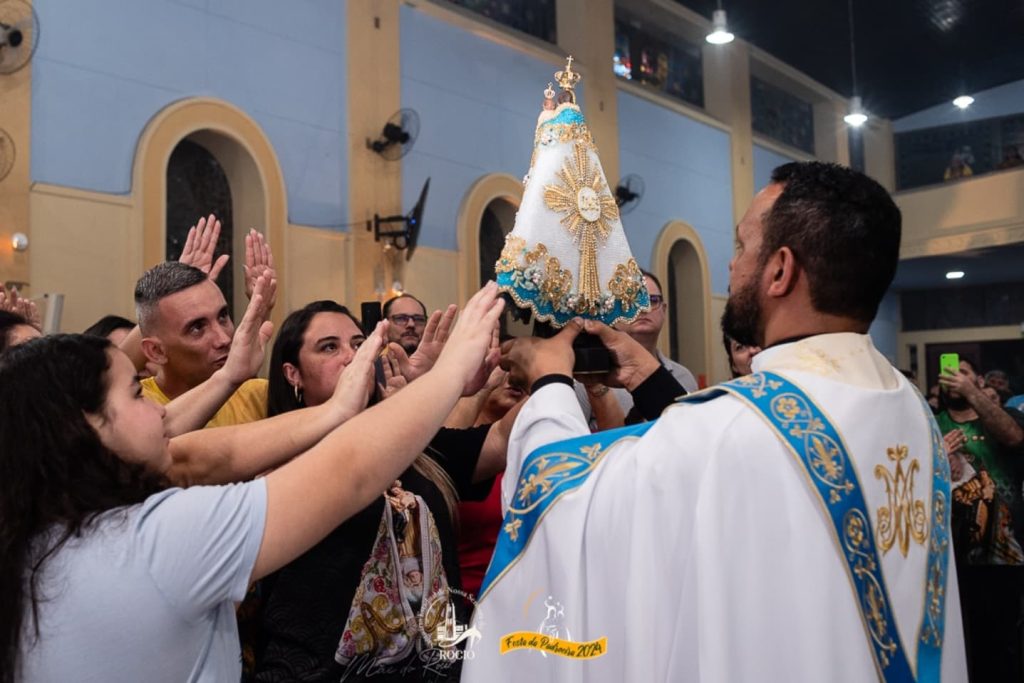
[444,0,556,43]
[750,76,815,155]
[613,10,703,108]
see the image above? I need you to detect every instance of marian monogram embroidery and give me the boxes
[716,372,951,681]
[875,445,928,557]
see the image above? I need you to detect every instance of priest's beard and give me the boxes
[944,393,969,411]
[722,278,763,348]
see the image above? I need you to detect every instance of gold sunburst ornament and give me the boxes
[543,141,620,307]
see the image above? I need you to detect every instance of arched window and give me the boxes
[165,139,235,316]
[667,238,707,384]
[478,198,517,287]
[478,197,530,337]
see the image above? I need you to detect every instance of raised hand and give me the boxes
[179,214,229,280]
[378,349,409,399]
[434,282,505,395]
[389,304,456,382]
[220,275,277,386]
[943,428,966,457]
[0,285,41,329]
[460,320,502,397]
[244,229,277,307]
[331,321,388,420]
[480,365,510,397]
[938,367,981,401]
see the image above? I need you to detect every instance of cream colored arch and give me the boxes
[456,172,524,303]
[131,97,287,325]
[651,220,714,385]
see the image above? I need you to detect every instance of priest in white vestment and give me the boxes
[462,163,968,682]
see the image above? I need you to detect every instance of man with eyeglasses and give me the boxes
[575,271,698,428]
[383,293,429,354]
[622,271,698,393]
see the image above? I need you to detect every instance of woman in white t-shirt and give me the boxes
[0,283,504,683]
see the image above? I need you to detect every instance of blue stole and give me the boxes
[480,372,951,682]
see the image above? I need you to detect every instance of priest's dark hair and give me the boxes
[764,162,901,323]
[0,335,165,683]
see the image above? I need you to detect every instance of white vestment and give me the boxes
[462,333,967,682]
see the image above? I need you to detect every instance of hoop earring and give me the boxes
[294,384,304,405]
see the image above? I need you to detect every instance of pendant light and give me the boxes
[705,2,734,45]
[843,0,867,127]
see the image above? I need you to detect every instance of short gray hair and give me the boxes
[134,262,208,334]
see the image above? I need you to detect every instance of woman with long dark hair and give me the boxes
[0,283,503,683]
[254,298,510,682]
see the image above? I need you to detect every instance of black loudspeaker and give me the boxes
[360,301,383,337]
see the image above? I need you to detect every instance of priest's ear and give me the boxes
[763,246,800,298]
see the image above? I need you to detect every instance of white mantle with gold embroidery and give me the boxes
[462,333,967,682]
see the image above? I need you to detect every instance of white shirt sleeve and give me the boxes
[135,479,268,620]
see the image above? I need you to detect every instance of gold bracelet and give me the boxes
[588,384,610,397]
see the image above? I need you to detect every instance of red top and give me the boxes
[456,474,503,598]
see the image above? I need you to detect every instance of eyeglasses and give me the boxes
[389,314,427,327]
[649,294,665,308]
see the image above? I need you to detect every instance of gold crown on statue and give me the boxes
[554,55,581,92]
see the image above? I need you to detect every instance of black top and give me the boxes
[531,369,686,425]
[628,365,687,423]
[254,425,491,683]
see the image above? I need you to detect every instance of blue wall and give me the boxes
[399,5,579,252]
[616,91,734,295]
[869,291,901,365]
[31,0,348,229]
[894,79,1024,133]
[753,144,796,194]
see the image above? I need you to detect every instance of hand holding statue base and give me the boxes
[533,320,610,375]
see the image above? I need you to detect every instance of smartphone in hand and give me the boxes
[939,352,960,377]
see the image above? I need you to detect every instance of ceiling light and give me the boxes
[844,95,867,127]
[945,271,965,280]
[706,9,734,44]
[953,95,974,109]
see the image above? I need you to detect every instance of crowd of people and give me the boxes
[1,160,1021,681]
[0,207,715,682]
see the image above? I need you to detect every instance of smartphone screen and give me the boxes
[939,353,960,377]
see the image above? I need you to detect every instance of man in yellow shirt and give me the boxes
[134,261,268,429]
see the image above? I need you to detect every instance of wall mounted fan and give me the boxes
[0,0,39,75]
[368,108,420,161]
